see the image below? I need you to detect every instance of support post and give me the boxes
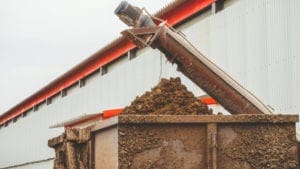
[207,123,217,169]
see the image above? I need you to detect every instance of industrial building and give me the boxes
[1,0,299,168]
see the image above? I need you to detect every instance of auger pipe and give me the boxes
[115,1,272,115]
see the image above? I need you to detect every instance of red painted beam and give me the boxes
[102,108,123,119]
[161,0,215,26]
[0,0,215,125]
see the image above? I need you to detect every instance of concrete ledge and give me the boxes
[118,114,299,124]
[92,116,118,132]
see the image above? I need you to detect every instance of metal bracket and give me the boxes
[121,26,163,48]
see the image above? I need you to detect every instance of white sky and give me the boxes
[0,0,173,114]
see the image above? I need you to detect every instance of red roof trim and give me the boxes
[161,0,215,25]
[102,108,123,119]
[0,0,215,125]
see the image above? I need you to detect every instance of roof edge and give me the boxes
[0,0,215,125]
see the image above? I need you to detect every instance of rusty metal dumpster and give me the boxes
[90,114,299,169]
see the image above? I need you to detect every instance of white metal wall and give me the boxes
[0,41,203,169]
[180,0,300,127]
[1,0,299,168]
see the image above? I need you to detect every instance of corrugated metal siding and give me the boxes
[179,0,300,122]
[0,45,203,169]
[1,0,299,168]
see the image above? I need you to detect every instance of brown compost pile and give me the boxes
[122,77,212,115]
[119,77,212,168]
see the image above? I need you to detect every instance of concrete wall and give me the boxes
[1,0,299,168]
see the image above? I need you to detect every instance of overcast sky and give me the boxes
[0,0,173,114]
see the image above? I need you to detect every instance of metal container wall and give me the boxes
[92,115,299,169]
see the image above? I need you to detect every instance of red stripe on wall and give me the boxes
[200,97,218,105]
[0,0,215,125]
[161,0,215,26]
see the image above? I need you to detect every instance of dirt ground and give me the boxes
[122,77,211,115]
